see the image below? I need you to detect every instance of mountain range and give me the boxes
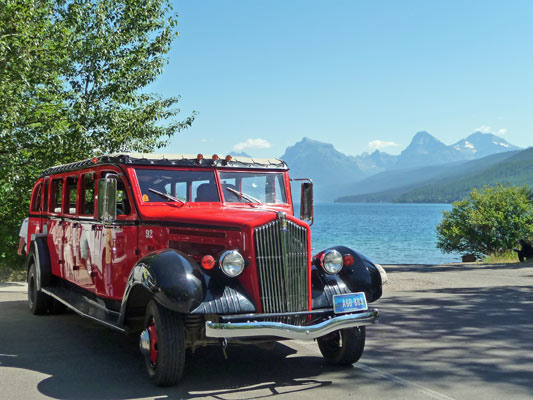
[278,131,526,202]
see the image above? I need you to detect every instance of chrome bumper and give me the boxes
[205,309,379,340]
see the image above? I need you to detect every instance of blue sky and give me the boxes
[151,0,533,157]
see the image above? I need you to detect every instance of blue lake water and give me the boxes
[300,203,457,265]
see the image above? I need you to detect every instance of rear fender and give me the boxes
[27,235,52,289]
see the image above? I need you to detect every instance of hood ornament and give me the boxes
[278,212,288,232]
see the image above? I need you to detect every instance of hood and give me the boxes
[137,203,298,230]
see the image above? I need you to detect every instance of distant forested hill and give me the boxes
[335,147,533,203]
[331,150,519,201]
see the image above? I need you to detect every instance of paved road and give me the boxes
[1,263,532,400]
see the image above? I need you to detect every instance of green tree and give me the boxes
[0,0,194,270]
[436,184,533,258]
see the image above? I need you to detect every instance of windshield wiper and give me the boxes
[148,188,185,205]
[225,187,261,204]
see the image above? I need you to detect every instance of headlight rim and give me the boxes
[219,249,245,278]
[322,249,344,275]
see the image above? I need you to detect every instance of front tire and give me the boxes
[142,300,186,386]
[27,263,51,315]
[317,326,366,365]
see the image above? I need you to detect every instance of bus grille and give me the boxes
[254,213,309,323]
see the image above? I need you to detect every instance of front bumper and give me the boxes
[205,308,379,340]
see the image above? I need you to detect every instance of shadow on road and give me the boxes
[384,262,533,274]
[0,299,339,399]
[368,284,533,395]
[0,282,26,288]
[2,280,533,399]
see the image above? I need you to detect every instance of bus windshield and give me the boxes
[135,169,219,203]
[218,171,287,204]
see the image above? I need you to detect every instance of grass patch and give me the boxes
[482,251,520,264]
[0,267,26,282]
[0,257,26,282]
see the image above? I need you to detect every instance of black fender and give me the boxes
[119,249,205,325]
[26,235,52,290]
[191,274,256,314]
[312,245,383,309]
[119,249,257,327]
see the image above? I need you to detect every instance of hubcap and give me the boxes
[139,329,151,357]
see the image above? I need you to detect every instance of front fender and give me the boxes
[312,245,383,309]
[119,249,205,322]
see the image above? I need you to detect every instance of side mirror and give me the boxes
[98,178,117,222]
[300,181,314,225]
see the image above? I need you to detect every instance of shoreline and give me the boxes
[2,261,531,283]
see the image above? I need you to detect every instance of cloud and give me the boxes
[497,128,507,135]
[477,125,492,133]
[368,140,401,150]
[201,138,208,142]
[233,138,272,151]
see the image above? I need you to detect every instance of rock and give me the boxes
[462,254,476,262]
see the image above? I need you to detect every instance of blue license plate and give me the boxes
[333,292,368,314]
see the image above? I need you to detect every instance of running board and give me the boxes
[42,286,125,333]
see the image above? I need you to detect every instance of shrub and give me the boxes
[436,184,533,258]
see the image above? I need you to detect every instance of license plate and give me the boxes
[333,292,368,314]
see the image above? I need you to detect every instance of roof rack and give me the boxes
[41,153,288,176]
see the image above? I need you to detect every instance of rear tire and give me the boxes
[27,263,51,315]
[142,300,186,386]
[317,326,366,365]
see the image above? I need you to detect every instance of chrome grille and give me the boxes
[254,213,309,321]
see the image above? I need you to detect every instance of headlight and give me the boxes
[322,249,343,274]
[219,250,245,277]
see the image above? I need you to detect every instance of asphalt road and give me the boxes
[1,263,532,400]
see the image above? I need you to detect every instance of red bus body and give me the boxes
[25,153,385,386]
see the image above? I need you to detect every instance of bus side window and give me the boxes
[43,179,49,212]
[31,182,42,212]
[101,171,131,216]
[51,178,63,213]
[116,180,131,215]
[81,173,95,216]
[65,176,78,214]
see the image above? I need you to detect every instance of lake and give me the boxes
[302,203,457,265]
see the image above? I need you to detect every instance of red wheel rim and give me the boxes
[148,320,158,365]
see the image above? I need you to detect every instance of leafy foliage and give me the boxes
[436,185,533,258]
[0,0,193,269]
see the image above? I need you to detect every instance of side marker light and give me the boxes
[343,254,355,267]
[201,255,216,270]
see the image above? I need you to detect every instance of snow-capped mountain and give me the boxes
[278,131,522,201]
[452,131,520,159]
[395,131,466,168]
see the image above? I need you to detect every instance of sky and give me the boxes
[150,0,533,158]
